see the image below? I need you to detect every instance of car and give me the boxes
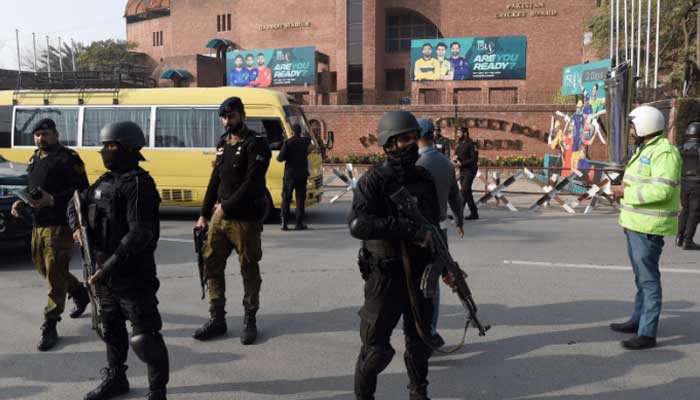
[0,154,32,250]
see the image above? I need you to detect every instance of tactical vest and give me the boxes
[680,140,700,178]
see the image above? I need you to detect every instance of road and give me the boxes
[1,201,699,400]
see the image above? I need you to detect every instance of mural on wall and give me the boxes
[546,58,611,177]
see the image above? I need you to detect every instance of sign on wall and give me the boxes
[410,36,527,81]
[226,46,316,87]
[561,59,611,99]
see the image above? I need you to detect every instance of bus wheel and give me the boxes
[261,189,278,224]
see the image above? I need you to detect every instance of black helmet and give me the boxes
[100,121,147,160]
[686,122,700,138]
[377,111,420,147]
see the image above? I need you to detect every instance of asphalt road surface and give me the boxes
[1,201,699,400]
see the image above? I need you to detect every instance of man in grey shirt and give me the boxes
[416,118,464,348]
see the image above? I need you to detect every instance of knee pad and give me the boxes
[130,332,168,365]
[359,345,395,376]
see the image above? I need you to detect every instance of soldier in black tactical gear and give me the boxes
[348,110,441,400]
[10,118,90,351]
[677,122,700,250]
[193,96,271,344]
[68,121,169,400]
[455,125,479,220]
[433,122,451,159]
[277,123,311,231]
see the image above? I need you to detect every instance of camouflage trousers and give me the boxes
[203,214,263,312]
[31,225,82,321]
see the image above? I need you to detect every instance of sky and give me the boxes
[0,0,128,70]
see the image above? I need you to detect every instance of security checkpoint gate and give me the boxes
[329,163,359,203]
[524,168,581,214]
[477,170,524,212]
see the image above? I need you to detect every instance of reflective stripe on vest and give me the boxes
[619,204,679,218]
[623,174,678,187]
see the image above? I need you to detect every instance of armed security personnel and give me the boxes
[677,122,700,250]
[10,118,90,352]
[349,111,440,400]
[193,97,272,343]
[277,123,311,231]
[433,122,451,159]
[455,125,479,220]
[69,122,170,400]
[609,106,681,350]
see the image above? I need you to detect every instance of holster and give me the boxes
[360,240,402,276]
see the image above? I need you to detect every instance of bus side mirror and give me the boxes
[326,131,334,150]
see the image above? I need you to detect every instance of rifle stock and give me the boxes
[390,186,490,336]
[193,227,208,300]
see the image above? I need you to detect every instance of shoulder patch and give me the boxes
[640,156,651,165]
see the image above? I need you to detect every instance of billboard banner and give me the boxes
[226,46,316,87]
[410,36,527,81]
[561,59,611,99]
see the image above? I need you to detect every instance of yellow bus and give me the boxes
[0,87,324,220]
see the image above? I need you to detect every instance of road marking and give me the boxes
[504,260,700,275]
[160,237,191,243]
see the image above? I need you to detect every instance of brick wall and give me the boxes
[304,104,608,162]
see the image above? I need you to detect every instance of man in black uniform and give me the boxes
[455,125,479,220]
[433,122,451,159]
[677,122,700,250]
[69,122,169,400]
[348,110,440,400]
[193,97,271,344]
[277,123,311,230]
[10,118,90,351]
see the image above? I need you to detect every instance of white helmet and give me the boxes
[629,105,665,137]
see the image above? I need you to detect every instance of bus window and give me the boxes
[0,106,12,148]
[83,107,151,147]
[246,118,284,149]
[283,104,311,140]
[14,108,79,146]
[155,108,220,148]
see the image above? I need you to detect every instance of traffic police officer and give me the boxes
[349,111,440,400]
[455,125,479,220]
[69,121,169,400]
[277,123,311,231]
[609,105,681,350]
[193,97,271,344]
[10,118,90,351]
[677,122,700,250]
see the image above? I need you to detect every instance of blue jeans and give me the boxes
[625,229,664,338]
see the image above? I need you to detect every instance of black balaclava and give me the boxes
[385,141,419,172]
[101,146,139,172]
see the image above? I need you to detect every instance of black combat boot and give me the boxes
[622,335,656,350]
[147,389,167,400]
[69,284,91,319]
[409,384,430,400]
[682,241,700,250]
[294,223,308,231]
[193,307,227,341]
[84,365,130,400]
[37,319,58,351]
[240,309,258,345]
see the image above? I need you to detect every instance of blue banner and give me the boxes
[410,36,527,81]
[226,46,316,87]
[561,59,611,99]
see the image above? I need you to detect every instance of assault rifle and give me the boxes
[193,227,208,300]
[71,190,103,338]
[390,186,490,337]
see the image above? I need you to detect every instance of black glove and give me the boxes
[357,247,371,280]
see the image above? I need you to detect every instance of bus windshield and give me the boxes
[283,104,313,142]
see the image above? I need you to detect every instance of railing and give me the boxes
[14,70,156,90]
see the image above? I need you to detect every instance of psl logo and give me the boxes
[477,40,496,54]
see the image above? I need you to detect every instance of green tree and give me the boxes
[76,39,137,71]
[588,0,699,89]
